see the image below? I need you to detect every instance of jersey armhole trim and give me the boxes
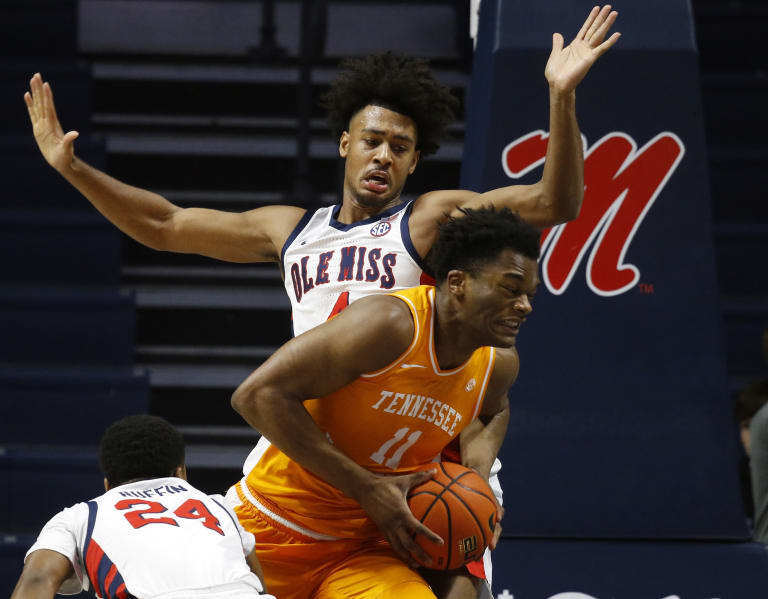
[360,292,420,379]
[279,208,314,265]
[471,347,496,421]
[400,200,433,275]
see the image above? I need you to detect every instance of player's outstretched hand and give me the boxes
[545,5,621,93]
[24,73,79,172]
[358,469,444,568]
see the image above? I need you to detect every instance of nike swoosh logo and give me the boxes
[401,364,427,369]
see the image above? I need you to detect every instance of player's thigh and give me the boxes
[231,500,325,599]
[313,546,435,599]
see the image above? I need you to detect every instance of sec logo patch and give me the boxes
[370,221,392,237]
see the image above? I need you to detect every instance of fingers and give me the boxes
[43,81,60,123]
[584,6,612,42]
[575,6,600,41]
[396,526,434,568]
[550,32,564,55]
[23,91,35,122]
[62,131,80,147]
[594,31,622,58]
[590,9,619,47]
[28,74,43,121]
[405,468,436,490]
[409,514,443,547]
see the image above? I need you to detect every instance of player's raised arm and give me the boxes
[11,549,74,599]
[24,73,303,263]
[412,5,620,230]
[231,294,443,566]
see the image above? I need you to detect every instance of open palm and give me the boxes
[545,5,621,93]
[24,73,79,172]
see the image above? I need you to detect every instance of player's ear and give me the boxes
[103,477,110,492]
[446,270,466,297]
[408,149,420,174]
[339,131,350,158]
[175,465,188,480]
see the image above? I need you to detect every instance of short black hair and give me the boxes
[734,380,768,423]
[99,414,185,486]
[429,206,541,282]
[321,52,458,156]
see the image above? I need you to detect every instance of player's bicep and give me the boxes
[479,348,519,420]
[236,295,414,402]
[166,205,305,263]
[14,549,76,597]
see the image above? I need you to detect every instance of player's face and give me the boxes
[339,105,420,210]
[461,249,540,348]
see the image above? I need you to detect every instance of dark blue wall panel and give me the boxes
[462,0,747,539]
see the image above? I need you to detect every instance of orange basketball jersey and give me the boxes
[240,285,496,540]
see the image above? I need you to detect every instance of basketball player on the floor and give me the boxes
[11,415,275,599]
[24,6,619,596]
[229,207,540,599]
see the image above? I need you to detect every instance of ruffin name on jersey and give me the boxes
[289,245,398,302]
[371,390,463,436]
[117,484,189,499]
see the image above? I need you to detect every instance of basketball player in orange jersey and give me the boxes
[24,7,619,597]
[229,207,540,599]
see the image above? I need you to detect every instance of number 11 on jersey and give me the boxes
[370,427,422,469]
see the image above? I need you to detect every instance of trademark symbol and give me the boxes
[638,283,654,294]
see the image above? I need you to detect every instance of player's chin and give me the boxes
[489,332,517,349]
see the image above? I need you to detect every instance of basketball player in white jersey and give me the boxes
[24,7,619,597]
[11,415,275,599]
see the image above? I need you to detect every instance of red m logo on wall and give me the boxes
[503,131,685,296]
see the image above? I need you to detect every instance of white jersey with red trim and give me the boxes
[25,477,272,599]
[281,200,432,337]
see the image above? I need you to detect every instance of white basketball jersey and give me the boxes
[26,477,268,599]
[282,201,432,336]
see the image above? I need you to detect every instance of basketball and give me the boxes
[407,462,499,570]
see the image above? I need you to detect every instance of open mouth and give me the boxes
[363,171,390,193]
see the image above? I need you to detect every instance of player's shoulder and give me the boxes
[491,346,520,388]
[411,189,478,219]
[345,293,413,329]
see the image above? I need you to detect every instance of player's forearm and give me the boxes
[538,87,583,224]
[232,386,376,502]
[58,156,179,250]
[459,407,509,480]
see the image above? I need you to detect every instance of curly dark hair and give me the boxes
[321,52,459,156]
[429,207,541,282]
[100,414,185,486]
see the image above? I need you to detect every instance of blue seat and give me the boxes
[0,212,121,286]
[0,446,102,533]
[0,287,137,365]
[0,139,105,211]
[0,365,149,444]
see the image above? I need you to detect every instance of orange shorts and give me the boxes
[232,489,435,599]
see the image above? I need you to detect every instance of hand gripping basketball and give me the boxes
[407,462,500,570]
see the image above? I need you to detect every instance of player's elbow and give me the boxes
[230,381,254,417]
[150,208,187,252]
[542,181,582,222]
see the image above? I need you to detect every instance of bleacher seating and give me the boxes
[1,0,766,596]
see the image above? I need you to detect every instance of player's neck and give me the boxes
[433,293,478,370]
[337,191,403,224]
